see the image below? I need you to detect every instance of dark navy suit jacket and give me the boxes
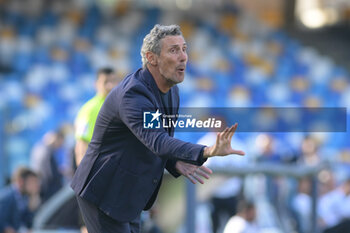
[71,68,206,222]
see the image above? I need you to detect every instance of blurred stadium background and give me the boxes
[1,0,350,232]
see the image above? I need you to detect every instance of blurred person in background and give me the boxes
[291,177,312,233]
[0,167,40,233]
[223,200,259,233]
[74,67,118,167]
[209,177,242,233]
[255,134,281,163]
[254,134,281,203]
[141,206,163,233]
[197,131,247,233]
[30,129,64,203]
[71,24,245,233]
[298,135,321,165]
[318,169,336,197]
[319,178,350,233]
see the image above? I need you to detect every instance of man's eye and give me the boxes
[171,49,176,53]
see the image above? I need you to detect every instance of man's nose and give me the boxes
[179,50,188,62]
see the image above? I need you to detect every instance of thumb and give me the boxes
[230,149,245,156]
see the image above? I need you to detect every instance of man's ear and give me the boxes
[146,51,157,66]
[17,178,25,191]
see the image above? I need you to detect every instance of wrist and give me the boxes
[175,161,180,172]
[203,146,211,158]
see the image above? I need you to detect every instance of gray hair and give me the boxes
[140,24,183,68]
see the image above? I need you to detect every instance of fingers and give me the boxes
[196,168,210,179]
[219,124,238,141]
[177,161,212,184]
[186,166,213,184]
[199,166,213,175]
[223,127,229,139]
[231,149,245,156]
[216,132,220,145]
[186,174,197,184]
[192,173,204,184]
[217,127,228,143]
[228,123,238,139]
[216,131,222,145]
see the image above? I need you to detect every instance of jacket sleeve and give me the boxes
[165,159,181,177]
[118,85,206,165]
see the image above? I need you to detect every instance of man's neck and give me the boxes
[146,64,173,93]
[96,92,106,98]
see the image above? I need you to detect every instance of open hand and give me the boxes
[175,161,213,184]
[203,123,245,158]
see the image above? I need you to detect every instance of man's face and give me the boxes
[246,207,256,222]
[344,180,350,195]
[23,176,40,196]
[96,73,118,96]
[156,35,188,85]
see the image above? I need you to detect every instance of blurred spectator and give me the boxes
[74,67,118,166]
[0,167,40,233]
[291,177,312,233]
[298,135,321,165]
[255,134,281,163]
[254,134,281,202]
[318,169,336,198]
[141,206,163,233]
[319,178,350,233]
[223,200,259,233]
[198,132,246,233]
[30,129,64,203]
[210,178,241,233]
[254,133,296,164]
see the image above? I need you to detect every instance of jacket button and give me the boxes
[153,179,158,184]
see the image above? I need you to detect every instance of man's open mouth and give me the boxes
[177,66,186,72]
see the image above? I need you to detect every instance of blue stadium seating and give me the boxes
[0,4,349,182]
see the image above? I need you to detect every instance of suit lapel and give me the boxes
[141,68,172,134]
[169,88,178,136]
[170,88,178,115]
[141,68,164,109]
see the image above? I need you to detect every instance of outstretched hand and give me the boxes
[175,161,213,184]
[203,123,245,158]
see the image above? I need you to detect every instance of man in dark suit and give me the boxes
[71,24,245,233]
[0,167,40,233]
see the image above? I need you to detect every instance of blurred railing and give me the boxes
[185,162,329,233]
[0,108,4,189]
[32,163,327,233]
